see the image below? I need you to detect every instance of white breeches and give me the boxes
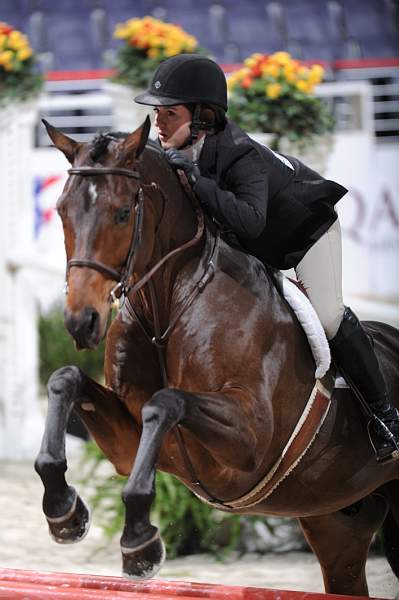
[295,218,345,340]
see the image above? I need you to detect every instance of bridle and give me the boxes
[65,164,204,303]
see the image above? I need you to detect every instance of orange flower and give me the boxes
[241,76,253,89]
[0,22,14,35]
[250,64,262,77]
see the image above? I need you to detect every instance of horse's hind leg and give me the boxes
[34,365,138,544]
[299,494,388,596]
[379,480,399,581]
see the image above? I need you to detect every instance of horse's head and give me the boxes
[44,117,157,350]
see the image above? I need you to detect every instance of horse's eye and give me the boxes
[115,205,131,224]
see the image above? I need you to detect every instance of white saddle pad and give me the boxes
[274,272,331,379]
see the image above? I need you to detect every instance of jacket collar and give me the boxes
[199,132,218,176]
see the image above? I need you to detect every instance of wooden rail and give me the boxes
[0,568,387,600]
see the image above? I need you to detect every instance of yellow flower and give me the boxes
[7,30,27,50]
[296,79,312,93]
[227,70,244,90]
[261,63,280,78]
[17,47,33,61]
[266,83,282,99]
[163,44,181,57]
[114,15,199,57]
[308,64,324,84]
[270,51,291,65]
[114,24,130,39]
[284,70,297,84]
[0,50,13,65]
[297,65,310,78]
[244,56,258,68]
[185,35,197,51]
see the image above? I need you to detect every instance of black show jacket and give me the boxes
[194,120,347,270]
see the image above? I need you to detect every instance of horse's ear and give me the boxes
[42,119,80,164]
[121,116,151,160]
[136,115,151,157]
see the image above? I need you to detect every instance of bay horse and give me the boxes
[35,117,399,596]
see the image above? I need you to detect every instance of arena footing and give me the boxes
[0,568,387,599]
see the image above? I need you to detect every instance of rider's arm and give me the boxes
[193,147,268,239]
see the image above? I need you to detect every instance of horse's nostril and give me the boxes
[64,306,100,349]
[87,309,98,335]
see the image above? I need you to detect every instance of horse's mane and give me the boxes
[89,131,163,162]
[89,132,125,162]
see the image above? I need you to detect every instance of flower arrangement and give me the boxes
[112,16,201,89]
[0,21,43,105]
[227,51,334,150]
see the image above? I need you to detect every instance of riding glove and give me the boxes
[165,148,200,187]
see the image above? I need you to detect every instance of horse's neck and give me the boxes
[142,147,198,248]
[140,147,204,325]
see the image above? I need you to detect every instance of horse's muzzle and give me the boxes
[64,306,101,350]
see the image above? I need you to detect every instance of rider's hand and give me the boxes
[165,148,200,187]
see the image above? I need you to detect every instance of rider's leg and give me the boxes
[295,217,399,462]
[295,217,345,340]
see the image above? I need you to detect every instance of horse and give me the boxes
[34,117,399,596]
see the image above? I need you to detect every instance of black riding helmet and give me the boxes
[134,54,228,111]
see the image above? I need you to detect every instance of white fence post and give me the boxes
[0,99,44,459]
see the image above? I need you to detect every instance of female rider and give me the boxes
[135,53,399,462]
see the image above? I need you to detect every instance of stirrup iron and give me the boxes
[367,416,399,463]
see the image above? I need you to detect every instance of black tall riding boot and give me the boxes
[329,306,399,462]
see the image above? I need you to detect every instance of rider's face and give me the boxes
[153,105,192,149]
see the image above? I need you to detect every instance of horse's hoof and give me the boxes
[45,490,91,544]
[121,530,166,579]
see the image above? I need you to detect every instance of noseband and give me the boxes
[65,164,204,303]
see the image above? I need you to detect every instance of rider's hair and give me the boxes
[185,103,227,133]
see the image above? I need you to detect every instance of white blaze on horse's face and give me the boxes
[88,182,98,205]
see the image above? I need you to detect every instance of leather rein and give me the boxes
[66,163,225,505]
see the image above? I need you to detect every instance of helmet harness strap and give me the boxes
[189,103,202,144]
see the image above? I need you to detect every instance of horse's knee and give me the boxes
[47,365,84,397]
[143,388,186,427]
[34,453,66,479]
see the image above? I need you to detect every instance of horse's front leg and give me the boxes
[120,384,258,579]
[121,388,186,579]
[35,365,138,545]
[34,366,90,544]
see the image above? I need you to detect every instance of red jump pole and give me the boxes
[0,568,388,600]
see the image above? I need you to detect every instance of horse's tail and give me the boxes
[381,506,399,578]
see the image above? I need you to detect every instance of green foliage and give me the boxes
[110,16,206,90]
[0,23,43,106]
[111,46,164,89]
[39,304,105,386]
[227,52,335,152]
[0,59,42,105]
[228,85,334,152]
[80,441,249,558]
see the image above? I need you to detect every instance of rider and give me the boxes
[134,53,399,462]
